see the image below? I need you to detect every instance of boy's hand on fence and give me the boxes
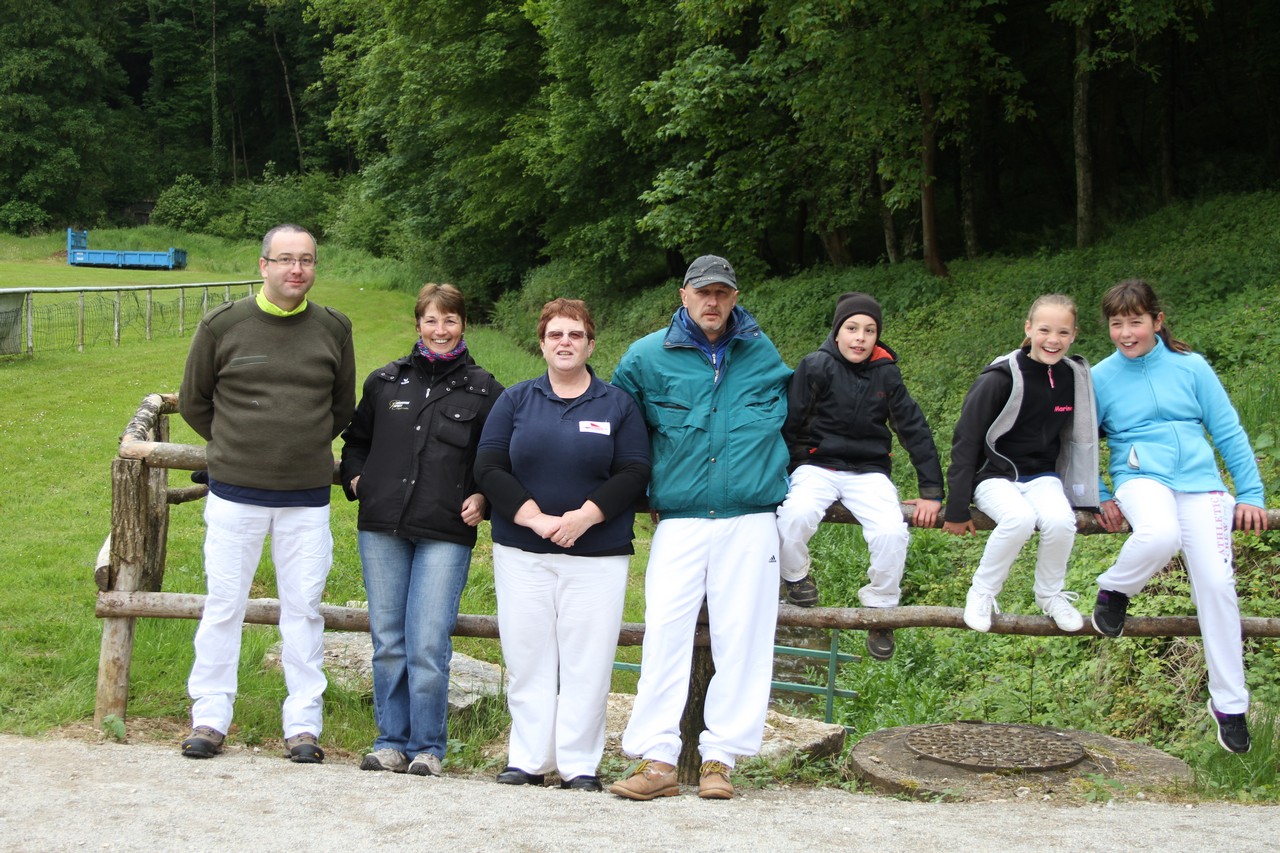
[905,498,940,528]
[942,519,975,536]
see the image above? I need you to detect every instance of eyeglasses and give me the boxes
[544,330,588,342]
[263,255,317,268]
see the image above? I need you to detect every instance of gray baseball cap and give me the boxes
[683,255,738,290]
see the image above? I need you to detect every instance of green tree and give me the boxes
[639,1,1025,276]
[1048,0,1212,247]
[313,0,548,304]
[520,0,684,287]
[137,0,334,183]
[0,0,147,231]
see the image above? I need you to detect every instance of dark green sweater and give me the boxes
[180,297,356,491]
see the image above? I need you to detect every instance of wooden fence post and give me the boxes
[670,602,719,783]
[95,448,168,725]
[96,458,145,724]
[140,413,170,593]
[678,643,715,784]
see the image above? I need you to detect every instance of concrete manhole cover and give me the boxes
[904,721,1084,771]
[848,724,1193,802]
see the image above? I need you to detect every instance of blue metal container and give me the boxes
[66,229,188,270]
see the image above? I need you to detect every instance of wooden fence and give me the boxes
[97,392,1280,782]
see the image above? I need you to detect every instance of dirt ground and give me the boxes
[3,731,1279,852]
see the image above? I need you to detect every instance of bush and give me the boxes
[243,165,340,239]
[199,166,342,242]
[328,175,396,257]
[150,175,209,231]
[0,200,51,234]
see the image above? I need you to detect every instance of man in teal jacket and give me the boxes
[609,255,791,801]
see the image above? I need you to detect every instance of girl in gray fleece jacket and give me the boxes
[943,294,1099,633]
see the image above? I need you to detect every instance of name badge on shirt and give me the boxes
[579,420,611,435]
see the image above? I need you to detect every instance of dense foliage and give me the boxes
[4,1,1280,307]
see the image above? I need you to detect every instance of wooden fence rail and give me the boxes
[93,590,1280,640]
[97,392,1280,781]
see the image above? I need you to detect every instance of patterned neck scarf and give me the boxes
[415,338,468,362]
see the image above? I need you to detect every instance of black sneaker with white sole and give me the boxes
[1208,699,1251,754]
[1091,589,1130,637]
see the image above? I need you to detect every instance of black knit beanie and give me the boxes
[831,292,883,338]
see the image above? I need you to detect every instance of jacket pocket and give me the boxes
[650,396,699,428]
[1126,441,1177,475]
[436,405,479,448]
[726,397,788,507]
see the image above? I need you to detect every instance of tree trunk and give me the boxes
[678,642,715,785]
[209,0,223,180]
[272,27,306,172]
[876,161,901,264]
[819,228,853,266]
[1073,23,1095,249]
[960,127,980,260]
[918,86,949,278]
[1158,30,1178,203]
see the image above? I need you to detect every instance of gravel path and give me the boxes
[2,734,1277,852]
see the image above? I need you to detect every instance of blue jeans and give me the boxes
[358,530,472,759]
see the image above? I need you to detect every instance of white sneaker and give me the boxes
[1039,591,1084,632]
[963,587,1000,632]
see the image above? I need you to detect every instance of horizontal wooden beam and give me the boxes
[96,590,1280,639]
[95,591,658,645]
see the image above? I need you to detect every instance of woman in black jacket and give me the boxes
[339,283,503,777]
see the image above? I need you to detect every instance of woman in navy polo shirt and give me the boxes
[476,298,651,792]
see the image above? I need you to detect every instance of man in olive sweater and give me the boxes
[178,224,356,764]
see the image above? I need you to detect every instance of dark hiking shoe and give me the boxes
[181,726,224,759]
[560,775,603,792]
[284,732,324,764]
[866,629,895,661]
[783,575,819,607]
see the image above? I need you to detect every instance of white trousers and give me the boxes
[971,475,1076,603]
[621,513,780,768]
[189,493,332,738]
[776,466,907,606]
[1098,478,1248,714]
[493,544,629,778]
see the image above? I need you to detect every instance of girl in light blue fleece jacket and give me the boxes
[1092,280,1268,754]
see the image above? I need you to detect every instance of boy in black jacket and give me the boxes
[777,292,944,659]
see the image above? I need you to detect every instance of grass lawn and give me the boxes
[0,238,618,765]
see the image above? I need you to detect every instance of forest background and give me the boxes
[7,0,1280,299]
[3,0,1280,801]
